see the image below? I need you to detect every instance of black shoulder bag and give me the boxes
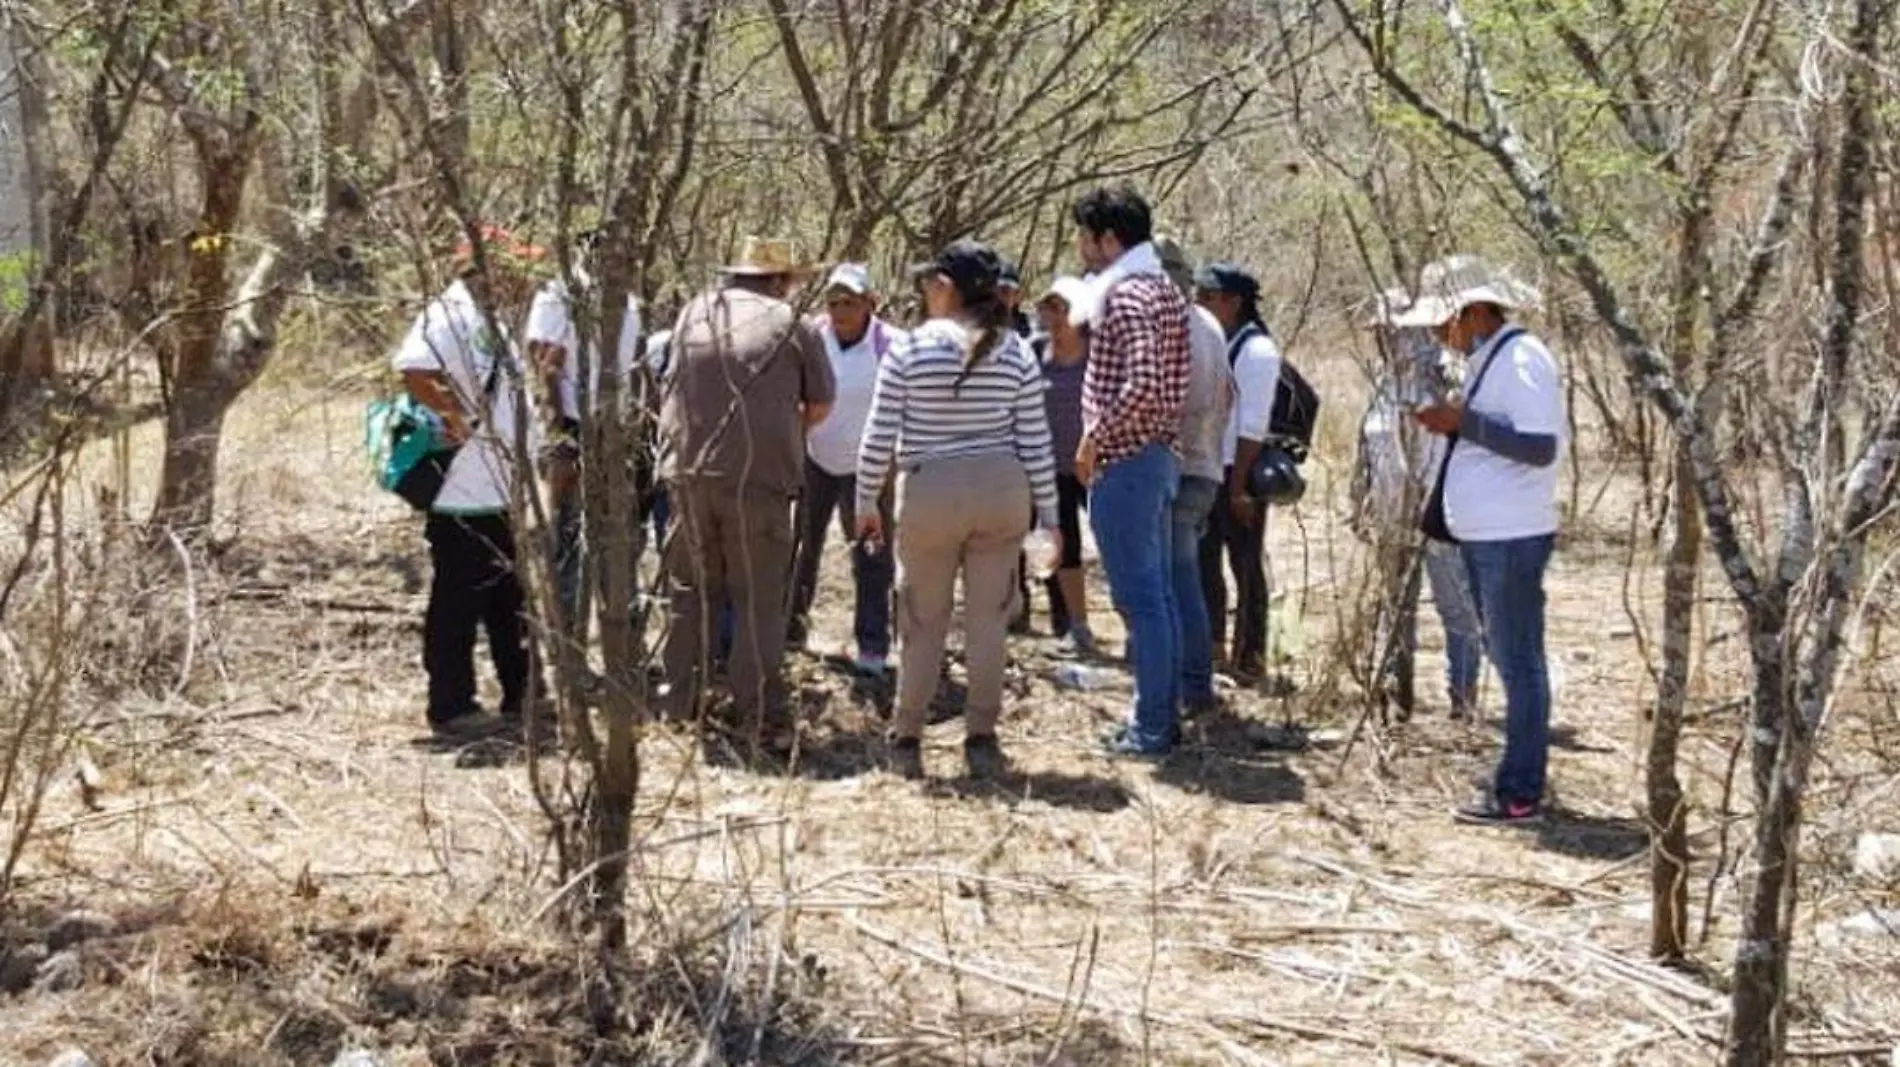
[1419,327,1523,543]
[395,354,504,513]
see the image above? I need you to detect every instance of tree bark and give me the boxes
[1649,439,1697,961]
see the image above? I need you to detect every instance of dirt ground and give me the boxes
[3,382,1898,1067]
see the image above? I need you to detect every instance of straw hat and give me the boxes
[1389,254,1541,328]
[725,236,806,277]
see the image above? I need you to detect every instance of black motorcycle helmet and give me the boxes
[1247,445,1307,506]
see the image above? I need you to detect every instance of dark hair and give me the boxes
[1072,186,1154,249]
[920,240,1011,383]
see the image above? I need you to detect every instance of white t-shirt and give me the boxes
[806,318,898,477]
[1443,329,1565,542]
[390,280,531,514]
[1222,327,1282,466]
[523,279,641,421]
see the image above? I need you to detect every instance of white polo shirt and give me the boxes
[524,279,641,421]
[1443,328,1565,542]
[805,318,898,477]
[390,280,531,515]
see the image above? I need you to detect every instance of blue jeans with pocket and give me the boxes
[1089,442,1181,751]
[1461,534,1555,806]
[1173,476,1221,706]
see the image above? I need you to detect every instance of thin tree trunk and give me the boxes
[1649,439,1697,961]
[151,381,233,534]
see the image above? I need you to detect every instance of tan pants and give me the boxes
[892,452,1032,740]
[661,479,795,728]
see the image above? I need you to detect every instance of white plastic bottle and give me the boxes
[1023,528,1060,581]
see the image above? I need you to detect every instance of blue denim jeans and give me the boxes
[1461,534,1555,805]
[1423,541,1483,706]
[1089,442,1181,751]
[1173,476,1221,705]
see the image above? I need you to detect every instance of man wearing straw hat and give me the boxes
[1397,254,1563,826]
[659,237,835,754]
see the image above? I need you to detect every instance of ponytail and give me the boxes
[954,292,1012,388]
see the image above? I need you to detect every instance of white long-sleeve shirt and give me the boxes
[1222,324,1281,467]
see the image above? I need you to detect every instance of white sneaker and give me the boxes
[853,653,890,677]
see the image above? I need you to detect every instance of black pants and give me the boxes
[425,513,532,723]
[788,459,895,656]
[1199,471,1268,673]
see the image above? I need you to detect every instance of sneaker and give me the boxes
[1053,627,1099,661]
[963,734,1008,779]
[853,652,890,678]
[431,711,504,742]
[1453,795,1544,827]
[1101,728,1171,761]
[888,737,924,781]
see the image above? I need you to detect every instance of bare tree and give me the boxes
[90,0,421,538]
[766,0,1274,267]
[1329,0,1899,1058]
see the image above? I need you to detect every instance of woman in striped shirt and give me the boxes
[856,240,1060,781]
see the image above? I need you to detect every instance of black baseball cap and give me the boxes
[912,239,1003,300]
[1193,262,1260,299]
[998,258,1023,290]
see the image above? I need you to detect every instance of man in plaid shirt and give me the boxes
[1072,186,1195,757]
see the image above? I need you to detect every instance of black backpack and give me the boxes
[1228,322,1321,461]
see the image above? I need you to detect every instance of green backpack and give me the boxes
[365,359,500,512]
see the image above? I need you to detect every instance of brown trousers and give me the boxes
[661,479,795,726]
[892,452,1032,740]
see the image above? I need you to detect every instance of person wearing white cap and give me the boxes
[1031,274,1099,656]
[1400,254,1563,826]
[788,263,903,674]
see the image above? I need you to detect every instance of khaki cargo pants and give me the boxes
[661,478,795,730]
[892,452,1032,741]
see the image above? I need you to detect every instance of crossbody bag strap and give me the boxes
[1429,325,1526,476]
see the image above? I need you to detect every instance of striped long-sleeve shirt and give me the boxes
[856,318,1059,528]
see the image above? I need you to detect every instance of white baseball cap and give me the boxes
[824,262,875,295]
[1038,275,1094,321]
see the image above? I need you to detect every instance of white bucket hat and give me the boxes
[1390,254,1542,328]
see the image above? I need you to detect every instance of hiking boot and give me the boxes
[963,734,1008,780]
[888,737,924,781]
[1454,795,1545,827]
[1101,726,1171,761]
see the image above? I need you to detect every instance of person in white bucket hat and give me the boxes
[1402,254,1564,827]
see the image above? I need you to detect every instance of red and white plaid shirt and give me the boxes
[1082,272,1193,469]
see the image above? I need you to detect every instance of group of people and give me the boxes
[386,184,1567,827]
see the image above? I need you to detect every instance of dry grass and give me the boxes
[3,373,1898,1067]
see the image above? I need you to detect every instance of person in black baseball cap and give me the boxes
[1192,261,1282,680]
[867,238,1061,780]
